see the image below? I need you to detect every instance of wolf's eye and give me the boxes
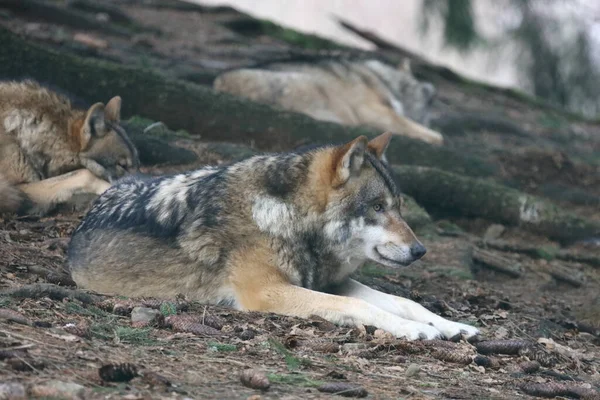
[373,203,384,213]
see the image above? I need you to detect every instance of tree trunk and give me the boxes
[393,166,599,244]
[0,27,494,178]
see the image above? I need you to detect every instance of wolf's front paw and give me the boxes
[392,322,443,341]
[433,320,480,340]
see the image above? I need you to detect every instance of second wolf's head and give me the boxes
[311,132,425,267]
[363,59,436,126]
[71,96,139,183]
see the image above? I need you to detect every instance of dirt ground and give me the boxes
[1,207,599,399]
[1,1,599,399]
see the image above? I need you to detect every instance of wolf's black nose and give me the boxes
[410,243,427,259]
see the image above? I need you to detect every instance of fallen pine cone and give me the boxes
[422,339,461,349]
[286,337,340,354]
[519,361,541,374]
[311,342,340,354]
[431,348,473,365]
[474,355,500,369]
[520,381,600,399]
[518,344,558,368]
[475,339,532,355]
[202,315,225,330]
[45,272,77,287]
[388,340,426,355]
[99,363,139,382]
[166,315,222,336]
[240,369,270,391]
[317,382,368,398]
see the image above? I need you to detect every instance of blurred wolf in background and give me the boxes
[214,58,444,145]
[67,132,478,340]
[0,80,139,216]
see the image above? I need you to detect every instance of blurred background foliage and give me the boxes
[419,0,600,118]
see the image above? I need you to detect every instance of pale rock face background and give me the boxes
[189,0,600,93]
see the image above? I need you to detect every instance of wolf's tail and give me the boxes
[0,175,25,215]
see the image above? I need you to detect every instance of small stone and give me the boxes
[240,369,270,391]
[0,382,26,400]
[405,363,421,377]
[483,224,505,241]
[131,307,163,327]
[29,380,85,399]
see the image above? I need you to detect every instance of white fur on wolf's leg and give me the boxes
[237,283,443,340]
[336,279,480,339]
[306,296,443,341]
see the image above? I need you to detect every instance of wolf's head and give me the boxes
[71,96,139,183]
[316,132,425,267]
[363,59,436,126]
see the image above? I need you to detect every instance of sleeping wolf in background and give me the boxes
[0,80,139,216]
[68,132,479,340]
[214,59,444,145]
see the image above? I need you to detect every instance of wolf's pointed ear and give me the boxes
[332,136,368,186]
[368,132,393,162]
[77,103,106,150]
[105,96,121,122]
